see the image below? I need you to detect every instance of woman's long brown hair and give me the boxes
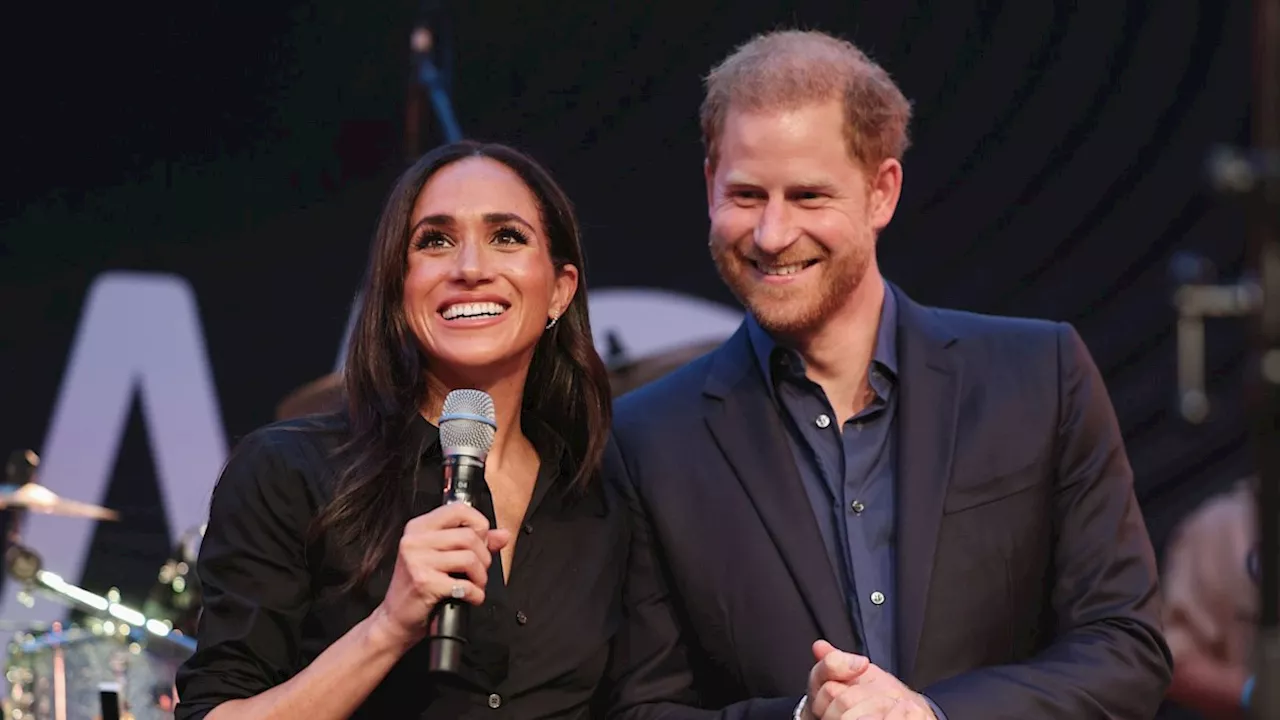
[312,140,612,590]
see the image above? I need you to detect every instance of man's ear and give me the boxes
[868,158,903,233]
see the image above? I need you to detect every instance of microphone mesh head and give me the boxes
[439,389,497,459]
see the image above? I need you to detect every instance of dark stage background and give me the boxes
[0,1,1254,716]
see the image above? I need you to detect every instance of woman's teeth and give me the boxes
[442,302,507,320]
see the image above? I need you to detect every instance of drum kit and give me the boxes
[0,450,202,720]
[0,371,352,720]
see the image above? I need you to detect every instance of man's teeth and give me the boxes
[442,302,507,320]
[758,262,808,276]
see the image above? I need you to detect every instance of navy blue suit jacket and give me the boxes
[605,284,1172,720]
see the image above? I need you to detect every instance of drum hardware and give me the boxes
[0,450,195,719]
[5,619,179,720]
[2,563,196,719]
[25,571,196,654]
[0,448,121,608]
[142,526,205,639]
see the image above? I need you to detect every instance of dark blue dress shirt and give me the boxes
[747,291,900,675]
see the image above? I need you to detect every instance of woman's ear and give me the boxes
[551,263,579,320]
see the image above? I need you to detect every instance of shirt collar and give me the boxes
[408,410,574,481]
[747,286,899,391]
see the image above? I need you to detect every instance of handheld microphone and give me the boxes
[428,389,496,675]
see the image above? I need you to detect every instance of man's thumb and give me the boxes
[812,639,836,661]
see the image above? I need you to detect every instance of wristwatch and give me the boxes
[792,694,808,720]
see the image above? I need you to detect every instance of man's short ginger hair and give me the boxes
[700,30,913,170]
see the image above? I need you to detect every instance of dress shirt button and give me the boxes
[515,610,528,625]
[488,693,502,708]
[870,591,886,606]
[522,522,533,535]
[850,500,865,514]
[815,414,831,428]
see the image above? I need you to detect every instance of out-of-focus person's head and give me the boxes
[331,140,611,587]
[701,30,911,339]
[1160,476,1259,716]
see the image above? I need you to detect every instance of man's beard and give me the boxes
[710,232,872,338]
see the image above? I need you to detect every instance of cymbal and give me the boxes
[0,482,119,521]
[608,339,725,397]
[276,372,345,421]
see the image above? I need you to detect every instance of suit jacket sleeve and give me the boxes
[921,323,1173,720]
[604,434,801,720]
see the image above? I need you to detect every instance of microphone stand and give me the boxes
[1172,1,1280,715]
[408,0,462,149]
[336,3,464,373]
[415,52,462,145]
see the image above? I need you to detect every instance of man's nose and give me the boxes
[753,199,799,255]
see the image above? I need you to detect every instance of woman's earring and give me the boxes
[545,313,559,330]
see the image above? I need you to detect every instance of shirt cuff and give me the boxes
[923,695,948,720]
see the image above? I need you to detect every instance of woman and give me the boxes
[175,141,621,719]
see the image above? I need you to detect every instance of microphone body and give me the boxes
[427,389,497,676]
[427,453,484,674]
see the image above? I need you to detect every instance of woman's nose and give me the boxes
[450,237,494,283]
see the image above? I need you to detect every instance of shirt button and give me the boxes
[522,523,533,535]
[515,610,528,625]
[850,500,865,514]
[488,693,502,708]
[870,591,886,606]
[815,414,831,428]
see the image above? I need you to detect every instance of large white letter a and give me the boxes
[1,272,228,624]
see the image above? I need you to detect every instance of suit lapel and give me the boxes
[891,286,963,684]
[703,326,858,651]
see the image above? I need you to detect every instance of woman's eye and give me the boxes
[414,231,451,250]
[493,227,530,245]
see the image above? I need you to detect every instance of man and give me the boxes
[605,29,1171,720]
[1161,478,1260,717]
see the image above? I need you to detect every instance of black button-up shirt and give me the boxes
[175,411,627,719]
